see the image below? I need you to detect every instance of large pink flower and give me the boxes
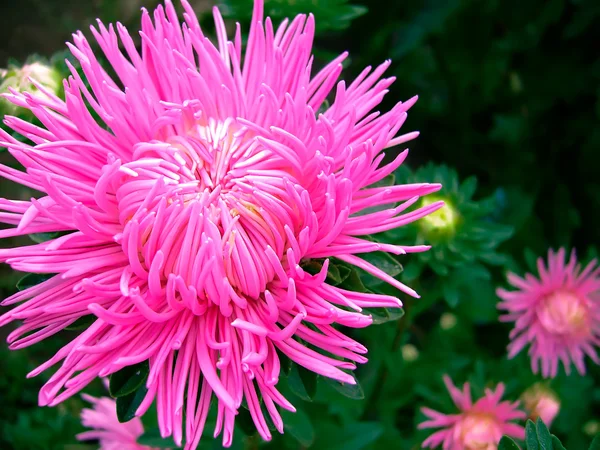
[419,376,525,449]
[78,394,157,450]
[498,248,600,378]
[0,0,441,448]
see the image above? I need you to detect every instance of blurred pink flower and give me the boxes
[498,248,600,378]
[0,0,442,448]
[78,394,157,450]
[419,376,525,449]
[521,384,560,427]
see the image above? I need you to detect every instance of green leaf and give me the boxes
[280,408,314,447]
[526,419,540,450]
[116,384,148,423]
[29,232,62,244]
[16,273,55,291]
[361,252,403,278]
[235,406,259,436]
[323,373,364,400]
[338,266,371,293]
[551,435,567,450]
[64,315,95,331]
[109,361,150,398]
[589,434,600,450]
[278,351,293,376]
[299,259,350,286]
[536,418,553,450]
[300,259,324,277]
[333,422,384,450]
[442,281,460,308]
[298,364,318,400]
[286,364,316,401]
[459,176,478,201]
[137,429,180,448]
[363,307,405,324]
[499,436,522,450]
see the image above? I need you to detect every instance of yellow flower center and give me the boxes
[419,196,459,236]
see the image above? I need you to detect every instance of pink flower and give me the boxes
[521,384,560,427]
[77,394,158,450]
[0,0,441,448]
[419,376,526,449]
[497,248,600,378]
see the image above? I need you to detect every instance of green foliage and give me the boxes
[138,429,181,448]
[218,0,366,32]
[505,418,600,450]
[16,273,55,291]
[109,361,150,398]
[116,384,149,423]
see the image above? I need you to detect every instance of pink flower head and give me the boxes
[78,394,158,450]
[0,0,442,448]
[497,248,600,378]
[419,376,526,450]
[521,384,560,427]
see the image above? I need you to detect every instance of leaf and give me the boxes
[286,364,316,401]
[280,408,314,447]
[551,436,567,450]
[29,232,62,243]
[589,434,600,450]
[109,361,150,398]
[278,351,293,376]
[526,419,539,450]
[116,384,148,423]
[442,281,460,308]
[298,364,318,400]
[299,258,350,286]
[323,373,364,400]
[361,252,403,278]
[459,176,478,201]
[333,422,384,450]
[300,259,324,277]
[499,436,522,450]
[363,307,405,324]
[235,406,259,436]
[536,418,553,450]
[16,273,55,291]
[137,429,180,448]
[338,266,371,293]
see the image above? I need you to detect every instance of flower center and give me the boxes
[458,413,500,450]
[537,290,590,337]
[100,105,310,315]
[419,196,458,236]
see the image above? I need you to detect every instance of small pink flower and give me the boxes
[78,394,158,450]
[0,0,442,448]
[419,376,525,450]
[498,248,600,377]
[521,384,560,427]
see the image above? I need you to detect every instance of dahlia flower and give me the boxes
[78,394,157,450]
[520,384,560,427]
[497,248,600,378]
[419,376,525,449]
[0,0,442,447]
